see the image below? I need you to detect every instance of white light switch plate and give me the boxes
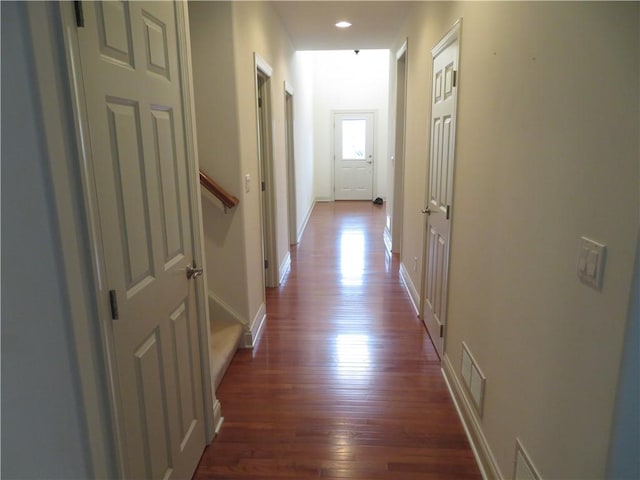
[577,236,606,290]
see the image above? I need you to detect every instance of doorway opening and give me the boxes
[285,83,297,245]
[389,41,408,254]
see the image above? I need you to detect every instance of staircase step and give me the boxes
[209,317,243,390]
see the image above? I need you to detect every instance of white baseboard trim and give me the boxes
[383,227,392,254]
[208,291,245,327]
[297,200,315,243]
[243,302,266,348]
[399,262,419,316]
[442,353,503,480]
[212,398,224,439]
[279,251,291,285]
[315,196,332,203]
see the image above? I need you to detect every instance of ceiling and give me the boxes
[271,1,413,51]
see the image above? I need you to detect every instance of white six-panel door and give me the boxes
[423,23,461,360]
[334,112,374,200]
[75,2,205,478]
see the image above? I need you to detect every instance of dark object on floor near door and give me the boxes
[373,197,383,205]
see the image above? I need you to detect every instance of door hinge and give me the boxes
[74,1,85,27]
[264,259,268,269]
[109,290,119,320]
[452,70,458,87]
[261,181,265,192]
[439,324,444,337]
[258,97,262,108]
[446,205,451,220]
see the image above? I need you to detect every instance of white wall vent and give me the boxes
[461,342,486,416]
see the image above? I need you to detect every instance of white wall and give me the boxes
[304,50,390,201]
[292,51,316,240]
[392,2,639,478]
[1,2,91,477]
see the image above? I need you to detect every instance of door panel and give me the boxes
[134,330,172,480]
[76,2,205,478]
[334,113,374,200]
[152,108,185,266]
[106,99,155,293]
[423,25,460,360]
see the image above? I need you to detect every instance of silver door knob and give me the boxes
[421,207,432,215]
[186,264,203,279]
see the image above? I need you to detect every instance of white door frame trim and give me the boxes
[175,1,218,443]
[284,82,297,245]
[32,3,217,476]
[331,109,377,201]
[254,52,279,287]
[396,39,408,60]
[390,38,408,254]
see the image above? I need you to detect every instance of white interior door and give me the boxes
[334,112,374,200]
[75,2,205,478]
[422,22,461,360]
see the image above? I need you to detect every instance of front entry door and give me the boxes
[334,112,374,200]
[75,2,206,478]
[422,22,461,360]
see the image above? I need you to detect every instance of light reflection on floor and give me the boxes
[334,333,372,379]
[339,230,365,286]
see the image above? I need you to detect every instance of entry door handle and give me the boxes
[421,207,432,215]
[186,264,203,279]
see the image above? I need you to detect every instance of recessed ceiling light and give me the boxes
[335,21,352,28]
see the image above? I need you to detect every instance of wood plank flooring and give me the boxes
[194,201,481,479]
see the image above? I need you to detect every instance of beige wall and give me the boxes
[230,1,296,318]
[2,2,94,476]
[189,2,312,330]
[189,2,250,323]
[393,2,639,478]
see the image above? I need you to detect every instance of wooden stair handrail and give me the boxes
[199,170,239,212]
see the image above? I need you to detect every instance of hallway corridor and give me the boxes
[194,201,481,479]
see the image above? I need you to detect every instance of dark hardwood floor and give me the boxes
[194,201,481,479]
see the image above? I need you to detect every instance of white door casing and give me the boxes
[422,21,461,360]
[391,41,408,253]
[73,2,206,478]
[334,112,375,200]
[255,53,278,288]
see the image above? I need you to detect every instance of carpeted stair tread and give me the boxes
[209,317,243,389]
